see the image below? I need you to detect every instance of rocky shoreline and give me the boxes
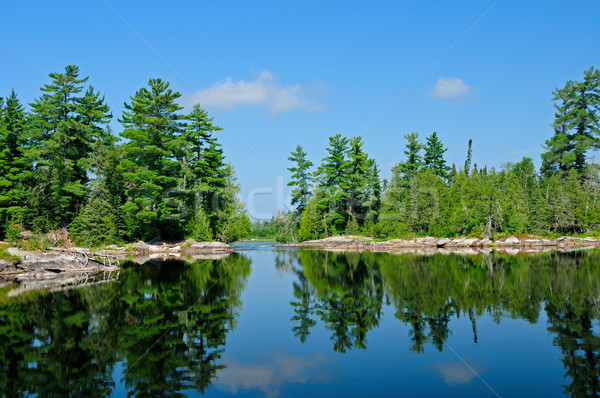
[0,240,235,293]
[92,240,234,260]
[274,235,600,254]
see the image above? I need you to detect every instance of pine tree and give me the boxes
[315,134,351,233]
[214,165,250,242]
[464,138,473,177]
[423,132,450,179]
[79,86,114,187]
[397,132,423,178]
[119,78,184,240]
[541,67,600,177]
[29,65,109,230]
[287,145,313,213]
[0,90,32,236]
[180,104,224,191]
[346,137,370,222]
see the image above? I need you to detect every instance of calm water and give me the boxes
[1,242,600,397]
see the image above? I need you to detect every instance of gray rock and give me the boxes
[436,238,452,247]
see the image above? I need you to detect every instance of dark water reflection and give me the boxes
[1,246,599,397]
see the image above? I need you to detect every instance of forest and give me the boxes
[267,67,600,242]
[1,66,599,247]
[0,65,250,246]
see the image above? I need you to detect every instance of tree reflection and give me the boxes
[0,253,251,397]
[289,248,600,397]
[294,251,383,353]
[546,299,600,397]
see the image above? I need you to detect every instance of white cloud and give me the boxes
[187,71,327,115]
[431,77,473,100]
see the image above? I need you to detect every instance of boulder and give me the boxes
[133,241,150,252]
[436,238,452,247]
[497,236,520,246]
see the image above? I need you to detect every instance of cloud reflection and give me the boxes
[436,362,484,385]
[216,351,333,397]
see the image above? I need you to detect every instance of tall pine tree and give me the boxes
[0,90,32,236]
[287,145,313,213]
[542,67,600,177]
[423,132,450,179]
[119,78,184,240]
[29,65,110,230]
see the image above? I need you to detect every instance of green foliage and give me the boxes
[70,197,124,247]
[397,132,424,179]
[298,191,327,241]
[189,204,213,241]
[29,65,111,229]
[287,145,314,213]
[464,138,473,176]
[423,132,450,179]
[542,67,600,178]
[0,253,252,396]
[0,247,20,264]
[119,78,183,239]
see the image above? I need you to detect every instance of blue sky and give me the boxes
[1,1,599,219]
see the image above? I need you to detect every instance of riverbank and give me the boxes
[275,235,600,254]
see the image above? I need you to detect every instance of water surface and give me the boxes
[1,242,599,397]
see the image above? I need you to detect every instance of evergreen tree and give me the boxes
[542,67,600,177]
[315,134,351,233]
[298,190,327,241]
[397,132,423,179]
[79,86,114,187]
[423,132,450,179]
[119,78,184,240]
[180,104,227,237]
[0,90,31,237]
[464,138,473,177]
[181,104,224,191]
[214,165,251,242]
[29,65,110,230]
[287,145,313,213]
[346,137,370,222]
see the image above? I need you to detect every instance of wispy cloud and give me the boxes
[186,71,327,115]
[431,77,473,100]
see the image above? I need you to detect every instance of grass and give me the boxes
[0,247,21,265]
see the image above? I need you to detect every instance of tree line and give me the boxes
[279,67,600,241]
[0,65,250,245]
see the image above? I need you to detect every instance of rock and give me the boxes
[436,238,452,247]
[479,238,492,246]
[416,237,438,246]
[524,239,543,247]
[498,236,520,246]
[446,238,465,247]
[462,238,480,247]
[133,241,150,252]
[181,241,234,253]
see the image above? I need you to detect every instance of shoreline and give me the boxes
[0,240,235,293]
[274,235,600,254]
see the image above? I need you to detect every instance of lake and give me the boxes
[1,242,599,397]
